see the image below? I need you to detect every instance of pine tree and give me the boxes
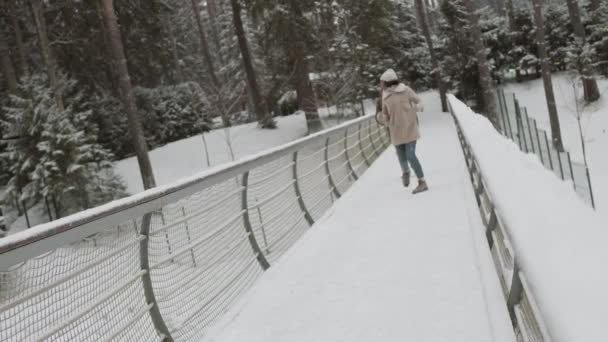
[439,0,479,101]
[98,0,157,190]
[586,1,608,77]
[414,0,447,111]
[508,9,539,80]
[384,0,432,92]
[545,5,573,71]
[30,0,64,110]
[230,0,276,128]
[1,73,126,216]
[531,0,564,151]
[134,82,212,145]
[462,0,497,124]
[318,0,431,101]
[565,0,600,102]
[0,32,18,94]
[480,12,511,77]
[248,0,322,133]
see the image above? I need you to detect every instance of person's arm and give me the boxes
[407,87,424,112]
[382,101,391,124]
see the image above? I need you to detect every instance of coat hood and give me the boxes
[383,83,407,99]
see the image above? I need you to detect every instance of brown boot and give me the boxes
[412,180,428,194]
[402,172,410,187]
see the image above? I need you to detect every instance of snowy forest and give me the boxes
[0,0,607,225]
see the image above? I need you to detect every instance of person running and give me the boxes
[377,68,428,194]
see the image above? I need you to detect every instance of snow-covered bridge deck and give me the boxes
[3,95,606,341]
[204,112,515,342]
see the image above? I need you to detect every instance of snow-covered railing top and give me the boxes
[0,114,390,342]
[449,95,608,342]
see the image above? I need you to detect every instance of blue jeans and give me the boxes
[395,142,424,179]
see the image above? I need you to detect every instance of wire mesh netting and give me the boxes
[0,116,390,342]
[495,89,595,208]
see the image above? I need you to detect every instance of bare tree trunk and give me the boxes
[191,0,219,87]
[566,0,586,41]
[62,0,74,30]
[532,0,564,151]
[190,0,231,127]
[415,0,448,112]
[505,0,516,32]
[162,12,184,84]
[98,0,157,190]
[289,2,322,133]
[169,27,184,84]
[565,0,600,102]
[0,36,18,93]
[30,0,63,110]
[424,0,436,32]
[463,0,498,124]
[230,0,275,128]
[295,58,322,133]
[94,0,119,94]
[8,1,28,76]
[206,0,223,64]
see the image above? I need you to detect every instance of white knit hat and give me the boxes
[380,68,398,82]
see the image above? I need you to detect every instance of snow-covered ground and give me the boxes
[503,74,608,214]
[451,95,608,342]
[4,100,382,233]
[116,114,309,194]
[5,114,309,232]
[203,102,515,342]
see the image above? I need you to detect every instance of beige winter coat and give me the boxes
[378,83,422,146]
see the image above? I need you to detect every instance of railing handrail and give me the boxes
[0,114,375,269]
[448,95,552,342]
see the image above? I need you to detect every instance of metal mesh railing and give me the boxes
[495,89,595,208]
[449,97,552,342]
[0,116,390,342]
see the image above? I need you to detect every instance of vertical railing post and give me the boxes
[506,261,524,325]
[254,198,270,254]
[21,200,31,228]
[556,150,565,180]
[496,89,508,136]
[358,123,371,167]
[485,209,498,248]
[359,99,366,117]
[241,172,271,271]
[533,121,545,165]
[514,99,529,152]
[543,132,554,170]
[325,137,342,199]
[586,166,596,210]
[157,210,173,262]
[524,109,536,154]
[344,129,358,181]
[503,91,515,141]
[181,207,196,267]
[292,152,315,226]
[566,153,575,186]
[139,213,174,341]
[513,96,523,150]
